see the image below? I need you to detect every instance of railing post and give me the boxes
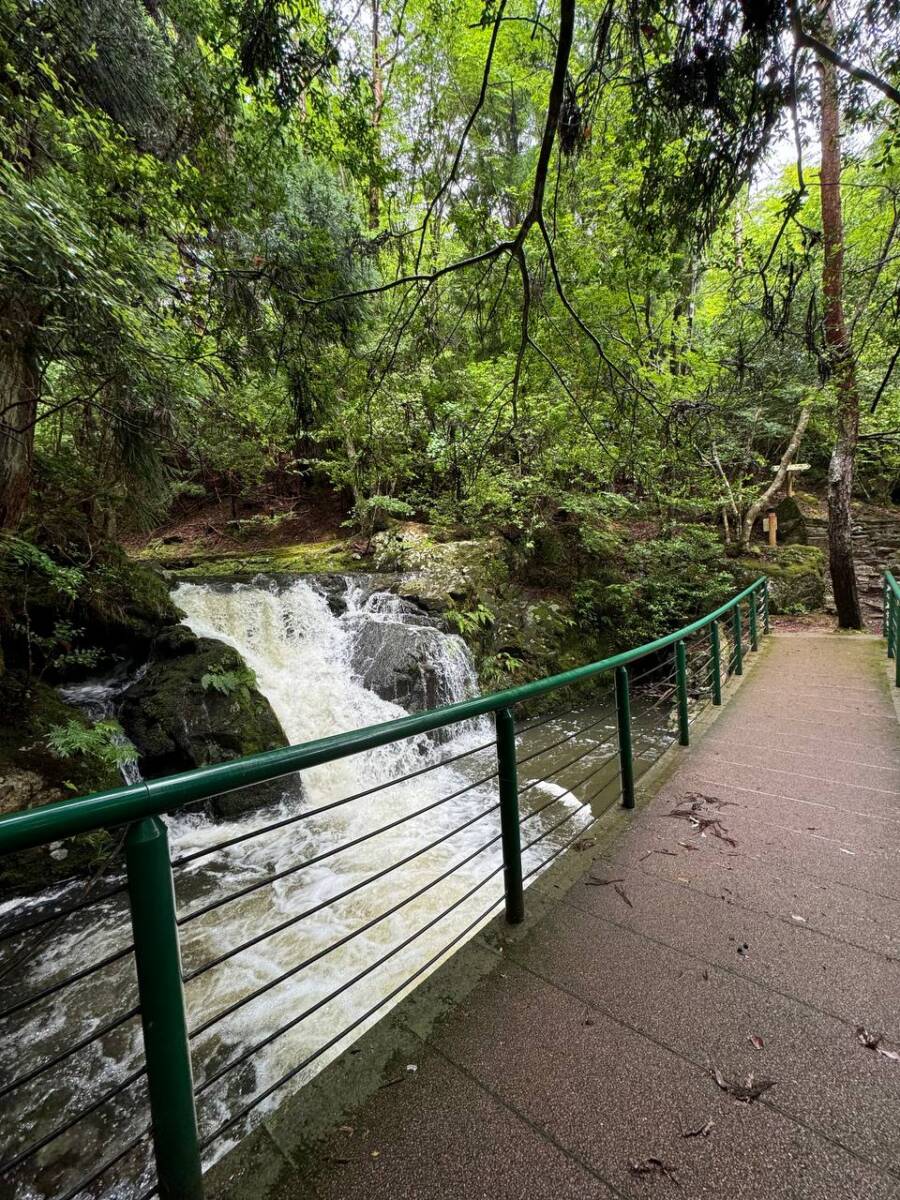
[732,603,743,676]
[895,610,900,688]
[615,666,635,810]
[126,817,204,1200]
[748,590,758,651]
[762,580,770,635]
[675,640,690,746]
[709,621,722,706]
[495,707,524,924]
[888,588,895,659]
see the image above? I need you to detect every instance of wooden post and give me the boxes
[767,508,777,547]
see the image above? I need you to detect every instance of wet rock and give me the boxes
[349,619,473,714]
[119,639,289,818]
[0,674,122,896]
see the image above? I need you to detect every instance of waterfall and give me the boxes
[58,670,144,786]
[171,575,487,805]
[2,575,604,1200]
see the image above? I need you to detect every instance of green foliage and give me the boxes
[446,602,495,637]
[576,525,737,651]
[3,0,899,632]
[201,665,258,695]
[46,718,138,772]
[2,535,84,600]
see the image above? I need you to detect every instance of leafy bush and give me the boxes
[201,665,258,694]
[46,719,138,773]
[576,525,736,650]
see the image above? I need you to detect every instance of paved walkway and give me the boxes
[289,634,900,1199]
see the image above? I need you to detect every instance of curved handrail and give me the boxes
[0,576,768,854]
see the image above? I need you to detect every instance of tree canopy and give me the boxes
[1,0,899,618]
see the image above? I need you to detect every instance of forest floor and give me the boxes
[123,488,355,565]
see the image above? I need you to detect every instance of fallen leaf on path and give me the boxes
[790,914,807,924]
[712,1068,776,1102]
[614,882,634,908]
[639,848,678,861]
[628,1157,678,1182]
[839,847,856,856]
[682,1119,714,1139]
[678,841,700,851]
[748,1035,764,1050]
[856,1026,900,1061]
[586,875,625,886]
[573,837,596,851]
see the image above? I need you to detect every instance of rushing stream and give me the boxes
[0,575,670,1200]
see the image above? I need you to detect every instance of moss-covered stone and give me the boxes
[0,539,181,679]
[0,673,121,895]
[734,545,825,614]
[372,526,509,611]
[774,496,808,545]
[119,639,289,817]
[135,538,362,578]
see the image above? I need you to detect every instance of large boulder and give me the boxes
[349,619,473,713]
[119,633,289,818]
[372,526,509,612]
[0,541,182,680]
[735,545,825,614]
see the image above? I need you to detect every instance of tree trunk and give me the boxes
[817,3,862,628]
[738,405,811,550]
[0,302,40,530]
[368,0,384,229]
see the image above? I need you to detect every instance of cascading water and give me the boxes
[58,671,145,787]
[1,575,609,1200]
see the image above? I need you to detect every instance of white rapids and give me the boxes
[1,575,609,1200]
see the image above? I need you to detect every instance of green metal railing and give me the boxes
[884,571,900,687]
[0,576,768,1200]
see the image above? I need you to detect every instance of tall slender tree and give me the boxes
[816,0,863,628]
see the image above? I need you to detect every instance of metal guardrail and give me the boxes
[884,570,900,687]
[0,576,769,1200]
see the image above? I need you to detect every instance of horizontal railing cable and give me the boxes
[0,1002,140,1101]
[171,735,499,870]
[0,877,129,946]
[177,767,500,929]
[0,939,134,1022]
[515,708,617,772]
[521,770,623,874]
[0,1059,147,1174]
[193,861,507,1106]
[517,726,619,803]
[184,804,504,996]
[519,748,620,827]
[54,1127,152,1200]
[197,890,506,1155]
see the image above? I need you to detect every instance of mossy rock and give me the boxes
[372,527,509,611]
[0,539,181,679]
[137,538,362,578]
[119,639,289,818]
[774,496,808,545]
[0,673,121,896]
[735,545,825,615]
